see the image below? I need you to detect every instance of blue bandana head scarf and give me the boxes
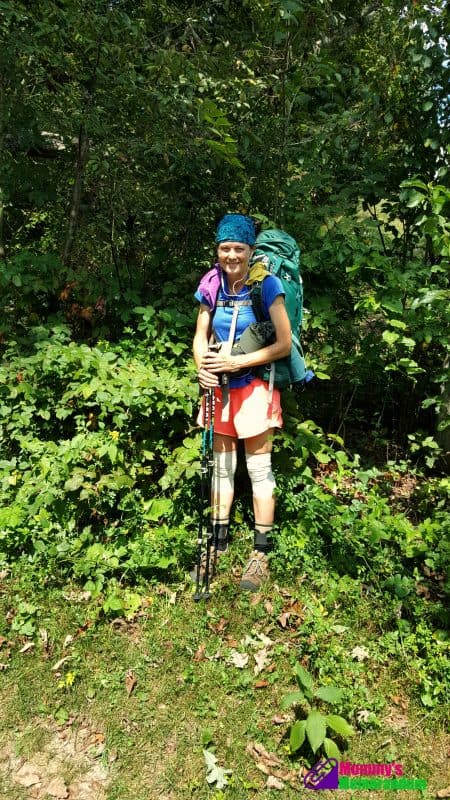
[215,214,256,246]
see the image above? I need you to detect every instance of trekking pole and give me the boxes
[201,388,216,599]
[193,388,215,601]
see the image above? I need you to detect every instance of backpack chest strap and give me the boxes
[215,299,253,308]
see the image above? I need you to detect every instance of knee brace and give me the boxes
[212,449,237,518]
[245,452,276,499]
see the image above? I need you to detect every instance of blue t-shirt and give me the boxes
[195,272,284,387]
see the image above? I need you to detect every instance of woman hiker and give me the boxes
[192,213,291,591]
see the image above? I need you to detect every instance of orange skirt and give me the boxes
[197,378,283,439]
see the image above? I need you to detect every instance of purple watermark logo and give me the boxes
[304,760,427,791]
[304,759,339,790]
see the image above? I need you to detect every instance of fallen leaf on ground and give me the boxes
[267,775,285,790]
[108,747,118,763]
[254,680,269,689]
[436,788,450,798]
[39,629,49,651]
[264,601,274,615]
[46,776,69,798]
[391,694,408,709]
[19,641,34,653]
[13,763,42,787]
[249,593,262,606]
[277,599,304,628]
[203,750,232,789]
[205,649,222,661]
[271,714,289,725]
[254,648,271,675]
[227,650,249,669]
[257,632,274,646]
[51,656,71,672]
[194,643,207,662]
[351,645,370,661]
[63,635,74,649]
[246,742,299,788]
[125,670,137,697]
[246,742,282,769]
[208,617,229,634]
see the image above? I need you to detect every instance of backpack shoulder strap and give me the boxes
[250,279,266,323]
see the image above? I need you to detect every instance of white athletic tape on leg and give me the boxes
[245,451,276,499]
[212,449,237,515]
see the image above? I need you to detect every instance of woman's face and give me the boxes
[217,241,253,282]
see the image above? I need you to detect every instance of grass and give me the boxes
[0,553,449,800]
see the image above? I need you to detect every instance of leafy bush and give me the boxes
[0,311,200,582]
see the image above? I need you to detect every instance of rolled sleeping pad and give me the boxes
[231,321,275,355]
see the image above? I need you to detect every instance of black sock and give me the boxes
[212,522,229,551]
[254,525,273,554]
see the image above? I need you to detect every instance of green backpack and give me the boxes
[250,229,308,389]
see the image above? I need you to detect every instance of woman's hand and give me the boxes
[198,365,219,389]
[201,350,239,375]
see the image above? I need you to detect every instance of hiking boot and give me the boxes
[240,550,270,592]
[189,544,227,585]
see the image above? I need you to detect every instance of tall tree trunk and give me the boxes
[63,124,89,267]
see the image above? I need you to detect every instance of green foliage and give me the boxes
[281,663,354,756]
[0,314,198,583]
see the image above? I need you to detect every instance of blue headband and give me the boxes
[215,214,256,246]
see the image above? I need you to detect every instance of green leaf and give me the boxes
[64,473,85,492]
[54,706,69,726]
[306,710,327,753]
[326,714,354,738]
[144,497,173,521]
[405,190,425,208]
[290,720,306,753]
[281,690,306,709]
[314,686,344,704]
[323,737,340,758]
[103,594,124,613]
[155,555,177,569]
[315,451,331,464]
[420,693,434,707]
[382,331,400,347]
[388,319,407,330]
[293,663,314,698]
